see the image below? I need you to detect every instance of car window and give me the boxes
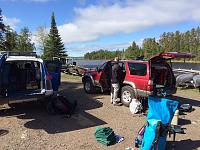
[128,62,147,76]
[98,62,107,72]
[120,62,126,72]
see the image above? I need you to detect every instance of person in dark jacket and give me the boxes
[111,57,122,106]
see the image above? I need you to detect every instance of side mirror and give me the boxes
[96,67,99,71]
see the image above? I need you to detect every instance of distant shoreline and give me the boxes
[66,59,200,70]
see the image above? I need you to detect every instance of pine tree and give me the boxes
[166,32,171,51]
[124,41,140,59]
[183,31,190,53]
[168,32,176,51]
[190,28,197,58]
[43,12,66,60]
[196,27,200,60]
[159,32,168,52]
[0,8,6,51]
[175,31,181,52]
[5,26,18,51]
[17,27,35,52]
[180,33,184,52]
[142,38,161,58]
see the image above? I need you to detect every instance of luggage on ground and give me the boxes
[94,127,116,146]
[47,95,77,116]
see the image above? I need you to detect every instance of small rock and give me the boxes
[21,130,27,139]
[192,121,197,124]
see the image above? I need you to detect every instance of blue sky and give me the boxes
[1,0,200,56]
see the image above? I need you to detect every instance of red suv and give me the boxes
[82,52,194,106]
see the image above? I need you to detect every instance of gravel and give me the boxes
[0,78,199,150]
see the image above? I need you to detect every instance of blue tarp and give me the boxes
[140,96,179,150]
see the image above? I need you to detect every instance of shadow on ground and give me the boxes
[167,139,200,150]
[0,81,106,134]
[170,95,200,107]
[178,118,191,126]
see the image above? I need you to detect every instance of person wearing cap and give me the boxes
[111,57,122,106]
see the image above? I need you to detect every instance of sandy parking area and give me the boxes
[0,77,200,150]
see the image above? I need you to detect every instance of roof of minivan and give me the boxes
[6,56,43,63]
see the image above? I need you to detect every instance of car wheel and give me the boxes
[121,86,136,107]
[84,78,94,94]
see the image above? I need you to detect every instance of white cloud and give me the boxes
[58,0,200,44]
[3,15,20,29]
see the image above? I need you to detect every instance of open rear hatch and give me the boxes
[149,52,195,96]
[0,58,46,105]
[6,60,44,103]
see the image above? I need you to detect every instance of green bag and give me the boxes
[94,127,116,146]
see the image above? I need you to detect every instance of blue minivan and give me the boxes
[0,52,61,107]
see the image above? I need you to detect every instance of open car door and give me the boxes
[99,61,112,92]
[158,52,195,59]
[45,60,62,91]
[148,52,195,97]
[150,52,195,62]
[0,54,7,99]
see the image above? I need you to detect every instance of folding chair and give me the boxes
[139,96,179,150]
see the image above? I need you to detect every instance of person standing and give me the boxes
[111,57,122,106]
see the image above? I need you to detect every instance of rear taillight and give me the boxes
[147,80,153,90]
[46,74,53,80]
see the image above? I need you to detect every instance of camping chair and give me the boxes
[139,96,180,150]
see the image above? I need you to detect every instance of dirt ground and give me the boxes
[0,77,200,150]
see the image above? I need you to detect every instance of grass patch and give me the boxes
[61,73,82,81]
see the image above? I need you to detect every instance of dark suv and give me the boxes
[82,52,194,106]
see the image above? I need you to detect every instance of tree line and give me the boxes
[0,8,66,60]
[84,27,200,61]
[84,49,123,60]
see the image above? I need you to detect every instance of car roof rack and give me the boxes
[0,51,37,57]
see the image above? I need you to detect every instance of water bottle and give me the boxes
[135,137,139,148]
[135,125,145,147]
[135,135,142,148]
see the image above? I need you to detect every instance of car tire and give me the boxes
[121,86,136,107]
[84,78,94,94]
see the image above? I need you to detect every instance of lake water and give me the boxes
[68,59,200,70]
[67,60,108,68]
[171,62,200,70]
